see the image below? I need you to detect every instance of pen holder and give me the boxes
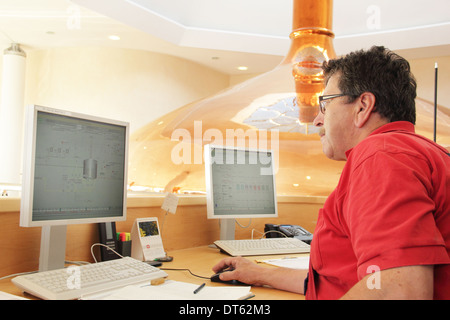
[118,240,132,257]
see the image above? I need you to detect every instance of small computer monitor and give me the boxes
[204,144,278,240]
[21,105,129,270]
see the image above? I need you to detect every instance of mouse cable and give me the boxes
[160,268,210,280]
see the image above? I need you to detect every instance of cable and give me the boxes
[160,268,210,280]
[262,230,289,238]
[250,228,288,239]
[251,228,264,239]
[234,218,252,229]
[160,209,170,236]
[0,271,37,281]
[90,243,123,263]
[1,244,123,281]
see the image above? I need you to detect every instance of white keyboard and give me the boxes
[214,238,310,256]
[12,257,168,300]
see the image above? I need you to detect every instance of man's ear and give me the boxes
[354,92,376,128]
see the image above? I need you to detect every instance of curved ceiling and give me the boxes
[0,0,449,75]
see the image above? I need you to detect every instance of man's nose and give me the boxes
[313,111,324,127]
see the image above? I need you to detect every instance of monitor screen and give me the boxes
[20,105,129,227]
[204,144,278,220]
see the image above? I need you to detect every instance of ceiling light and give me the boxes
[237,66,248,71]
[108,35,120,41]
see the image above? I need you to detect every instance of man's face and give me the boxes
[313,74,356,161]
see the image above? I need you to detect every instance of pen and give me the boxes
[193,283,205,294]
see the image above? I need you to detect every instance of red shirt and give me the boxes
[306,121,450,300]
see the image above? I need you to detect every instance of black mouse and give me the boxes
[210,268,246,285]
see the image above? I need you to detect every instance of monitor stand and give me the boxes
[219,219,235,240]
[39,225,67,272]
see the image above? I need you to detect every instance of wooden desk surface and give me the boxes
[163,245,306,300]
[0,245,307,300]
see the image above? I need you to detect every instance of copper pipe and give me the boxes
[286,0,336,123]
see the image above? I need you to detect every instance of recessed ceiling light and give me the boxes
[108,35,120,41]
[237,66,248,71]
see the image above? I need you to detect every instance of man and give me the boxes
[212,46,450,299]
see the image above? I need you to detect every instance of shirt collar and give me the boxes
[345,121,415,158]
[368,121,415,136]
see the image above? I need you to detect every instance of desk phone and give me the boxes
[265,223,313,244]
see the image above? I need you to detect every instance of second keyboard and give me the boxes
[214,238,310,256]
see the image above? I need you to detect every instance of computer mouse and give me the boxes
[210,269,246,285]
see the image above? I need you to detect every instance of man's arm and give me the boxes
[212,256,307,294]
[340,265,434,300]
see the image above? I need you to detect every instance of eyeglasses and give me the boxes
[318,93,348,114]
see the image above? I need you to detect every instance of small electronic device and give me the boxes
[210,268,246,285]
[98,222,119,261]
[131,217,166,262]
[264,223,313,244]
[204,144,278,240]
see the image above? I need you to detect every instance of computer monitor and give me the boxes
[21,105,129,271]
[204,144,278,240]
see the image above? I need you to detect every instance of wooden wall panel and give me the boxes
[0,196,324,277]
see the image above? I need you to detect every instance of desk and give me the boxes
[0,245,307,300]
[162,245,306,300]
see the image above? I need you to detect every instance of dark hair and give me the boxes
[322,46,417,124]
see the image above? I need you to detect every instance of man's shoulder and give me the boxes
[349,129,427,167]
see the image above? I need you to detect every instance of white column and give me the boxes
[0,43,26,195]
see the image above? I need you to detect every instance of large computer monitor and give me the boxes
[21,105,129,271]
[204,144,278,240]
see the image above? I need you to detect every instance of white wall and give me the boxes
[20,47,231,133]
[410,55,450,112]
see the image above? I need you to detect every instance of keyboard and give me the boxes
[214,238,310,256]
[12,257,168,300]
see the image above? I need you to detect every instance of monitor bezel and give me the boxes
[20,105,129,227]
[204,144,278,220]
